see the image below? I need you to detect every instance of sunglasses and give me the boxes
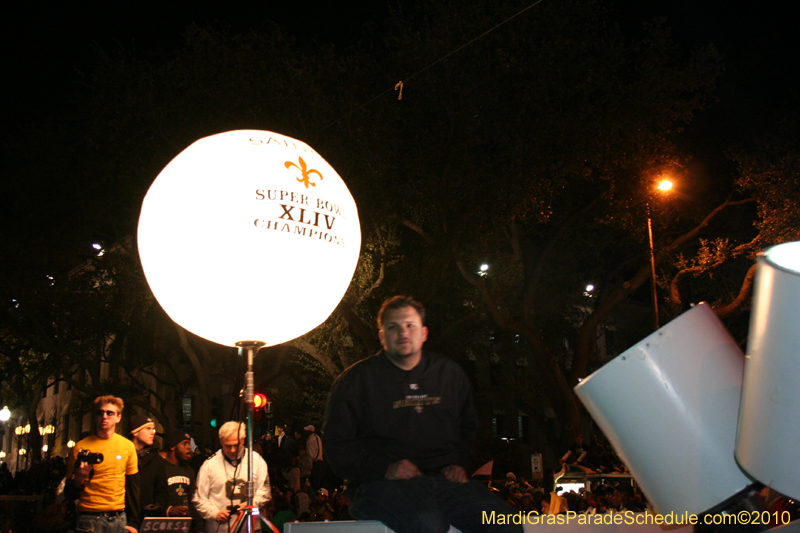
[95,409,119,417]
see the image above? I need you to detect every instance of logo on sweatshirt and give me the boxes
[393,395,441,413]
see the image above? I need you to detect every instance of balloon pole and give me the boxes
[237,341,265,533]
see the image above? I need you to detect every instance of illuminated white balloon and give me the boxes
[138,130,361,347]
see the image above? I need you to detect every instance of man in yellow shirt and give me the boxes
[67,395,140,533]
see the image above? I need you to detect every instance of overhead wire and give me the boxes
[318,0,547,133]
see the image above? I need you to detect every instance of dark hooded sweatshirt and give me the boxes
[323,351,478,492]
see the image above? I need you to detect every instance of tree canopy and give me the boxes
[3,0,795,460]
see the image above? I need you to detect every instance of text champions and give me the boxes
[253,189,350,248]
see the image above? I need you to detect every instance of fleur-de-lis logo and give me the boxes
[284,157,323,189]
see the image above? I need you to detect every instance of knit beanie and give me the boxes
[130,414,154,435]
[163,428,192,450]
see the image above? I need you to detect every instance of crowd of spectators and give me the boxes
[264,481,353,530]
[255,424,348,529]
[0,456,72,533]
[495,473,649,516]
[0,425,340,532]
[494,474,799,528]
[0,425,339,533]
[559,434,629,475]
[0,456,67,496]
[3,428,798,532]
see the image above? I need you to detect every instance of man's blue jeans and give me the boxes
[75,511,128,533]
[350,477,523,533]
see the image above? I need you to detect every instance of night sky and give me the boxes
[4,0,392,127]
[616,0,799,143]
[3,0,798,248]
[5,0,797,132]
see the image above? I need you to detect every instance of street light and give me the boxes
[0,407,8,463]
[647,179,673,330]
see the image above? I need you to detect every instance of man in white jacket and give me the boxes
[193,421,271,532]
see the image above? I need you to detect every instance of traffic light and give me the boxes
[253,392,268,409]
[210,397,222,428]
[253,392,268,422]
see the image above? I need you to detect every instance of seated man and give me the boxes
[324,295,521,533]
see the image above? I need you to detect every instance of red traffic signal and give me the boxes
[253,392,268,409]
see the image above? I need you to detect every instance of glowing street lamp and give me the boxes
[0,408,6,463]
[647,179,674,330]
[138,130,360,533]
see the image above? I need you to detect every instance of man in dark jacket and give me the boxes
[323,295,521,533]
[158,429,202,531]
[130,414,165,519]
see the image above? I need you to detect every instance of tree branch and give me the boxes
[354,229,386,306]
[455,259,524,333]
[570,198,754,385]
[336,301,380,356]
[715,263,757,318]
[400,219,435,244]
[659,199,753,254]
[286,338,341,378]
[175,325,212,438]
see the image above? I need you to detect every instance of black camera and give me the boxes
[76,448,104,465]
